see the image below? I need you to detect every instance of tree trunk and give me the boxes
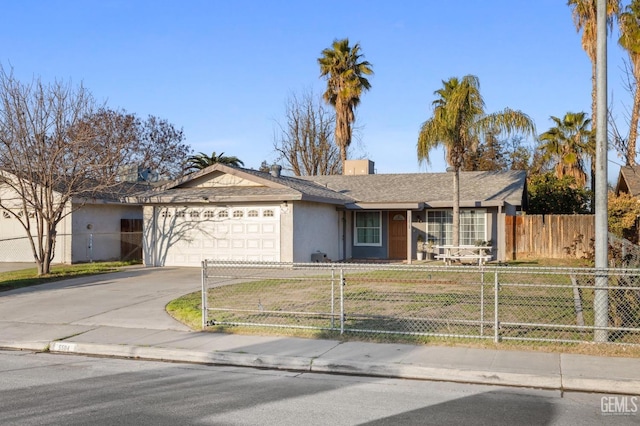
[627,69,640,166]
[453,168,460,247]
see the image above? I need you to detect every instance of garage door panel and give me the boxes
[157,205,280,266]
[262,239,276,249]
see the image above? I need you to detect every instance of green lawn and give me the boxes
[0,261,140,292]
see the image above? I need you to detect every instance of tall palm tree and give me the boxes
[538,112,593,188]
[186,151,244,171]
[318,38,373,164]
[568,0,620,192]
[618,0,640,166]
[417,75,535,246]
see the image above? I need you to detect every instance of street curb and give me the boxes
[0,341,50,352]
[49,341,561,390]
[562,378,640,396]
[49,341,314,371]
[30,341,640,395]
[309,359,562,389]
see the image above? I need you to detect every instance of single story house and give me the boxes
[0,175,143,263]
[134,160,527,267]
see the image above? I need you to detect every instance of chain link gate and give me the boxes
[202,261,640,345]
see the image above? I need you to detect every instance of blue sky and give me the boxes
[0,1,632,182]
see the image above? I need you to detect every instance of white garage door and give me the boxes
[158,206,280,266]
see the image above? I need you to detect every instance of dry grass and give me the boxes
[166,259,640,358]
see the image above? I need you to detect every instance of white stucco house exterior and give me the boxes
[133,160,527,267]
[0,181,143,263]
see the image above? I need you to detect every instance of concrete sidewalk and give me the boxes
[0,267,639,395]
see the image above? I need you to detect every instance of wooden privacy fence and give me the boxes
[505,214,595,260]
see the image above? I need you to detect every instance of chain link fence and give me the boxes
[202,261,640,345]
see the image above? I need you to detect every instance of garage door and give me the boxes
[158,205,280,266]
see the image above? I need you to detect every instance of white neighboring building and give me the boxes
[0,182,143,264]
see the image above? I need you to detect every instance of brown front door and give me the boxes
[121,219,143,261]
[388,211,407,259]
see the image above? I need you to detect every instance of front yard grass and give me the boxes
[165,258,640,358]
[0,261,140,292]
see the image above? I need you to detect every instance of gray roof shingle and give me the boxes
[299,170,526,206]
[133,163,526,208]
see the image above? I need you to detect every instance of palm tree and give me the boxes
[318,38,373,164]
[186,151,244,171]
[538,112,593,189]
[618,0,640,165]
[417,75,535,246]
[568,0,620,191]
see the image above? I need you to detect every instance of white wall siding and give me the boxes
[291,201,341,262]
[0,205,71,263]
[71,204,142,263]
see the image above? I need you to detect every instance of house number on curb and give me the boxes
[52,343,76,352]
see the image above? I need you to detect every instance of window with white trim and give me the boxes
[426,209,486,246]
[354,211,381,246]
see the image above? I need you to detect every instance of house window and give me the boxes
[189,210,200,219]
[354,211,381,246]
[203,210,215,219]
[248,210,259,217]
[263,209,274,217]
[233,210,244,218]
[218,210,228,218]
[460,210,486,245]
[160,209,171,218]
[175,210,186,218]
[426,210,486,246]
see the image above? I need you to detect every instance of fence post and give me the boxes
[480,268,485,336]
[340,268,345,335]
[594,269,609,342]
[331,267,335,329]
[494,269,500,343]
[201,261,207,330]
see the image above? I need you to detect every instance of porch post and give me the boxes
[497,204,503,262]
[407,210,413,264]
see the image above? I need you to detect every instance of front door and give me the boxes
[388,211,407,259]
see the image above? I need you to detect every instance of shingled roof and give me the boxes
[616,166,640,197]
[300,170,527,208]
[133,164,526,208]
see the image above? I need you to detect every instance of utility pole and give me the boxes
[594,0,609,342]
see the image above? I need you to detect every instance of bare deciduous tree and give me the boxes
[0,68,189,275]
[273,90,341,176]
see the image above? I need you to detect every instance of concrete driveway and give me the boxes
[0,266,201,332]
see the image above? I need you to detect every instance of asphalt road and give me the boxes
[1,350,636,426]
